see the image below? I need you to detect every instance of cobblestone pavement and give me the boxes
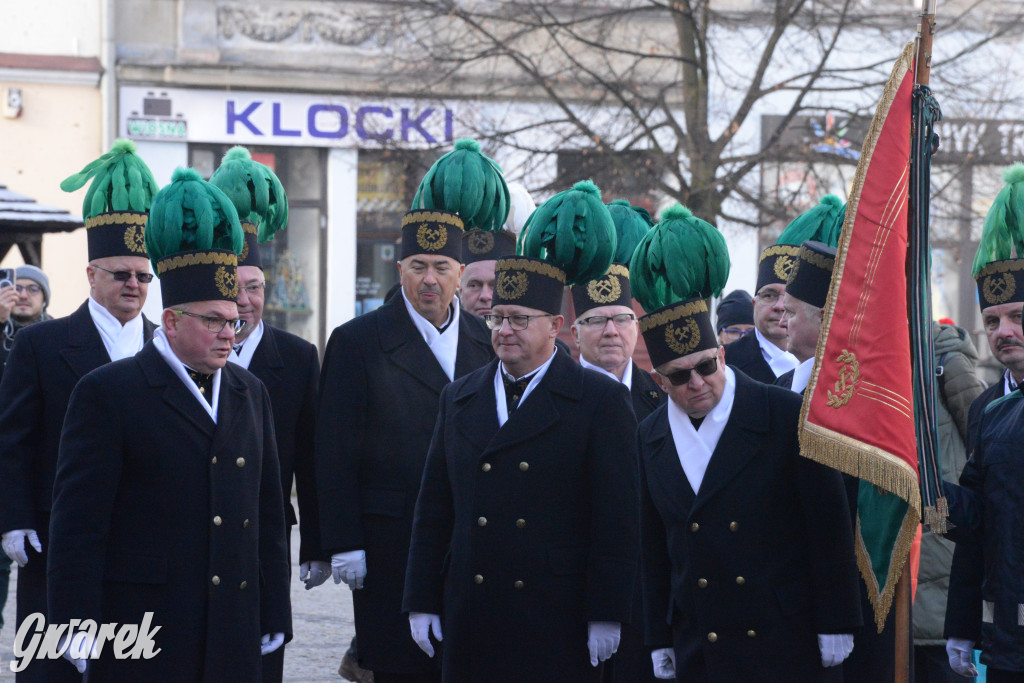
[0,523,357,681]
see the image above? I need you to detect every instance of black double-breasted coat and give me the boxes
[315,295,494,674]
[639,371,861,682]
[0,301,154,682]
[48,342,292,681]
[964,380,1006,455]
[402,352,640,683]
[722,332,776,384]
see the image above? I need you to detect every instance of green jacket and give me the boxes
[913,322,984,644]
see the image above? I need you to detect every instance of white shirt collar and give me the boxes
[87,296,144,362]
[580,357,633,390]
[401,289,460,382]
[152,327,222,423]
[494,349,558,427]
[754,327,799,377]
[1004,368,1019,395]
[791,357,815,394]
[666,366,736,493]
[227,320,265,370]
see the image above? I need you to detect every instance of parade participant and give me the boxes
[211,146,327,682]
[459,228,517,317]
[569,198,662,683]
[944,164,1024,680]
[725,195,844,383]
[317,139,502,683]
[403,180,638,682]
[714,290,753,346]
[630,205,861,681]
[48,167,291,678]
[0,140,159,682]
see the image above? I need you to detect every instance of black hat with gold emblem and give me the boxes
[144,168,244,308]
[462,228,517,264]
[400,209,465,262]
[60,139,159,261]
[630,204,730,368]
[757,194,845,292]
[785,241,837,309]
[496,180,617,315]
[209,147,289,269]
[972,164,1024,310]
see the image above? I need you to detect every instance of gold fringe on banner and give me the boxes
[855,509,920,632]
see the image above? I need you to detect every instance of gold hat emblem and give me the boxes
[467,231,495,255]
[496,271,528,300]
[215,265,239,298]
[664,318,700,355]
[587,275,621,304]
[123,225,147,254]
[774,254,796,281]
[982,272,1016,305]
[417,224,448,252]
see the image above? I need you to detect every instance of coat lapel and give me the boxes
[211,366,249,451]
[630,362,664,415]
[59,301,111,379]
[454,310,493,379]
[452,359,501,455]
[378,297,450,395]
[138,343,215,438]
[642,407,697,510]
[248,325,285,391]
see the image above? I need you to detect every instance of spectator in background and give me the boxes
[714,289,754,346]
[0,265,52,378]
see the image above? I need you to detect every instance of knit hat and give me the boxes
[972,164,1024,310]
[412,138,510,232]
[757,194,845,292]
[715,289,753,332]
[14,265,50,306]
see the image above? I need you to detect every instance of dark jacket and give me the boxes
[315,296,494,673]
[964,380,1006,456]
[944,388,1024,672]
[722,331,776,384]
[639,371,861,681]
[630,361,666,424]
[246,324,322,564]
[48,343,292,681]
[403,352,640,683]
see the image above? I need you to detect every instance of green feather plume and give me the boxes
[972,164,1024,276]
[519,180,617,285]
[777,194,845,248]
[606,199,653,264]
[145,167,243,273]
[209,146,288,243]
[60,139,160,219]
[629,203,730,312]
[412,138,510,232]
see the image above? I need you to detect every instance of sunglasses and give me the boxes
[93,265,155,284]
[663,357,718,386]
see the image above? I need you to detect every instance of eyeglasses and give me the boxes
[93,265,155,284]
[755,289,781,305]
[577,313,636,330]
[15,284,41,295]
[720,327,753,341]
[240,282,265,295]
[174,310,246,334]
[483,313,552,331]
[662,356,719,386]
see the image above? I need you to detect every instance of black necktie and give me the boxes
[187,369,214,405]
[503,374,531,414]
[233,342,244,355]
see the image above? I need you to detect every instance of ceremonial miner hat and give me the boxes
[503,182,536,235]
[60,139,159,261]
[496,180,616,315]
[209,146,288,269]
[757,194,845,292]
[145,167,244,308]
[972,164,1024,310]
[400,209,465,261]
[785,241,837,310]
[631,204,730,368]
[715,290,753,332]
[569,199,652,318]
[462,229,517,264]
[413,138,511,233]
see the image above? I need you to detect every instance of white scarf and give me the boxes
[227,320,264,370]
[580,357,633,390]
[88,296,144,362]
[494,350,557,427]
[152,328,222,423]
[402,290,460,382]
[755,328,799,378]
[666,366,736,493]
[791,357,815,395]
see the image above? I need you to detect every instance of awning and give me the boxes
[0,183,83,266]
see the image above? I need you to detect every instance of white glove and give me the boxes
[651,647,676,679]
[61,631,96,674]
[2,529,41,567]
[946,638,978,677]
[299,560,331,590]
[409,612,443,658]
[587,621,621,667]
[261,632,285,656]
[331,550,367,590]
[818,633,854,667]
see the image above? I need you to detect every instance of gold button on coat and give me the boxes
[240,581,248,590]
[477,517,487,527]
[213,516,222,526]
[707,632,717,642]
[519,462,529,472]
[697,578,708,588]
[243,519,251,529]
[481,463,491,472]
[474,574,483,584]
[236,457,245,468]
[516,519,526,529]
[514,580,524,589]
[211,575,221,586]
[736,576,745,585]
[729,521,739,532]
[211,456,218,464]
[747,630,757,638]
[690,522,699,532]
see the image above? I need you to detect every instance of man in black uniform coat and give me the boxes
[963,298,1022,453]
[316,209,494,683]
[403,254,640,682]
[570,263,665,683]
[0,149,159,682]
